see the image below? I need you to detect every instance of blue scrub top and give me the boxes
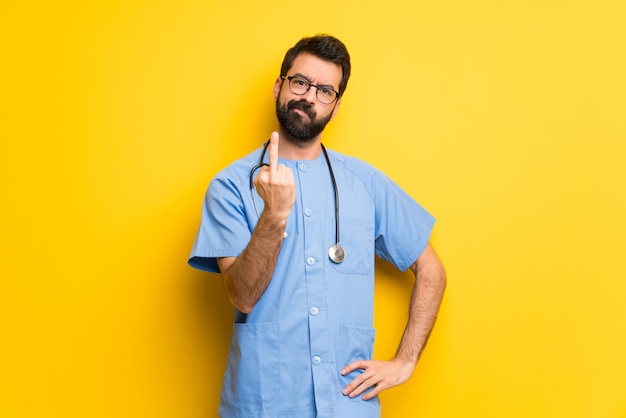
[189,145,435,418]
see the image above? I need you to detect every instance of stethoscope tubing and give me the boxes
[248,141,344,263]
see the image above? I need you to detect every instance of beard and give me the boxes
[276,99,333,143]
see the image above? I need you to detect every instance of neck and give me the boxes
[275,127,323,160]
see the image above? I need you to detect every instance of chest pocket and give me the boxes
[329,221,374,276]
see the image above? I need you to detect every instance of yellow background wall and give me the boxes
[2,0,625,417]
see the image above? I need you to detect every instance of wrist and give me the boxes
[257,210,289,233]
[393,355,417,367]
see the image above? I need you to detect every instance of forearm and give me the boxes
[221,212,287,314]
[396,244,447,366]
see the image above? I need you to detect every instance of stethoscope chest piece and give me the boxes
[328,244,346,264]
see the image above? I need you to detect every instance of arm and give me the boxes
[217,209,288,314]
[217,132,295,314]
[341,242,446,400]
[396,243,447,368]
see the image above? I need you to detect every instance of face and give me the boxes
[274,52,343,143]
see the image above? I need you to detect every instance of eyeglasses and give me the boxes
[281,75,340,104]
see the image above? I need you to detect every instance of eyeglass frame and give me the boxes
[280,75,341,104]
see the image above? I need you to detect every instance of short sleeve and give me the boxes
[373,171,435,271]
[188,175,252,273]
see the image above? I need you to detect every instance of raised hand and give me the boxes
[254,131,296,221]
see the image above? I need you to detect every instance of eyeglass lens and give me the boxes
[288,77,337,104]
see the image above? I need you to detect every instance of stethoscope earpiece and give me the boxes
[249,140,345,264]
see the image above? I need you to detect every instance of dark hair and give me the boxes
[280,34,351,97]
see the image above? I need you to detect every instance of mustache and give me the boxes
[287,100,315,119]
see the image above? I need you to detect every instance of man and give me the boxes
[189,34,446,418]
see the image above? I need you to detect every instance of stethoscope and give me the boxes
[249,140,346,264]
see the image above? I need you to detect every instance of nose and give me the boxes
[302,85,317,103]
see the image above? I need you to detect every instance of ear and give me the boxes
[330,97,342,120]
[273,77,283,101]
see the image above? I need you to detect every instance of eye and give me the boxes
[318,88,337,102]
[294,78,307,86]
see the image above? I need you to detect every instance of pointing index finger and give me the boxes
[268,131,279,171]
